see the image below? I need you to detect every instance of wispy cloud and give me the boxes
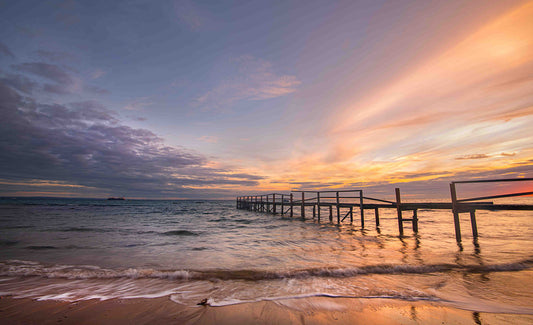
[0,41,15,58]
[91,69,106,79]
[174,0,203,30]
[195,55,301,111]
[35,50,76,63]
[123,97,153,111]
[14,62,74,85]
[12,62,83,94]
[198,135,219,143]
[296,2,533,183]
[455,154,490,160]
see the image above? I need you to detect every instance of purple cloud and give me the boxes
[0,81,264,198]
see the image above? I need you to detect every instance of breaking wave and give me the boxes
[2,259,532,281]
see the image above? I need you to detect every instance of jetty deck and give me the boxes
[236,178,533,242]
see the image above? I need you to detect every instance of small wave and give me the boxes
[25,245,57,250]
[3,225,34,229]
[60,227,110,233]
[0,240,19,246]
[233,219,253,224]
[161,230,200,236]
[64,245,95,250]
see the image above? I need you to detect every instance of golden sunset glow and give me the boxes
[228,2,533,195]
[1,1,531,198]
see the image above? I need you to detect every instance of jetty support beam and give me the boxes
[450,183,462,242]
[395,188,404,236]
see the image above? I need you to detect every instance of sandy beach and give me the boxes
[2,296,533,325]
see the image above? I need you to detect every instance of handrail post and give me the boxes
[395,188,404,236]
[359,190,365,228]
[281,194,284,216]
[273,193,276,214]
[450,183,462,242]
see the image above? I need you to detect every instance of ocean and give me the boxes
[1,197,532,313]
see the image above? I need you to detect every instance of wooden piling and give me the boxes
[336,192,340,224]
[317,192,321,221]
[450,183,462,242]
[470,210,478,238]
[359,191,365,228]
[273,194,276,214]
[301,192,305,219]
[395,188,404,236]
[412,209,418,232]
[281,194,284,216]
[374,208,380,226]
[290,193,293,217]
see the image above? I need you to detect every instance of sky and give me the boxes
[0,0,532,199]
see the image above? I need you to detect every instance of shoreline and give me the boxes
[2,296,533,325]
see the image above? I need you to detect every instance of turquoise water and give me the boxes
[0,197,532,312]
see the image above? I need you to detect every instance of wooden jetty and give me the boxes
[236,178,533,242]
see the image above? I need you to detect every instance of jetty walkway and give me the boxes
[236,178,533,242]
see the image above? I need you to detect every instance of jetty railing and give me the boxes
[237,178,533,242]
[450,178,533,242]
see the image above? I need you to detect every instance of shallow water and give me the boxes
[0,197,532,312]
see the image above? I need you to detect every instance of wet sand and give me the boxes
[2,296,533,325]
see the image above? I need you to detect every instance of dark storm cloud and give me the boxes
[0,82,263,197]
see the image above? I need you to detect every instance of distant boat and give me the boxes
[107,197,125,200]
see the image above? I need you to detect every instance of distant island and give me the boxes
[107,197,125,200]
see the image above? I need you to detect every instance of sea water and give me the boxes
[0,197,532,313]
